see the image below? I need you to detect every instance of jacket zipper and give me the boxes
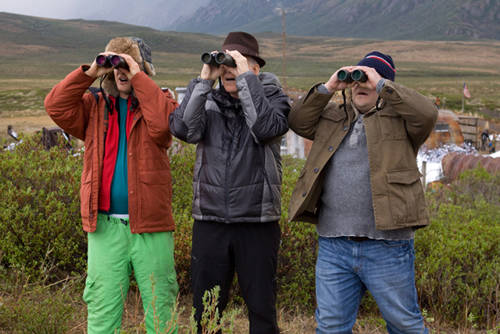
[225,137,233,222]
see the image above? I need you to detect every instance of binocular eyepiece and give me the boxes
[337,69,367,83]
[95,54,129,71]
[201,52,236,68]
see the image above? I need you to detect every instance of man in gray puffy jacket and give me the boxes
[169,31,290,333]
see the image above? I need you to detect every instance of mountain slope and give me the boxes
[0,11,221,56]
[168,0,500,40]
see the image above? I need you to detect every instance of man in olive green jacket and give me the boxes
[288,51,437,334]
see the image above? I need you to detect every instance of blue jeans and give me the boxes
[315,237,428,334]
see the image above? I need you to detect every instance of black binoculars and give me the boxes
[337,69,367,83]
[201,52,236,68]
[95,54,129,71]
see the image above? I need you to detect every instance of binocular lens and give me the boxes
[337,69,367,83]
[215,52,236,68]
[201,53,213,64]
[200,51,236,68]
[110,55,124,67]
[95,55,110,67]
[215,52,226,64]
[337,69,350,82]
[351,69,367,82]
[95,54,128,70]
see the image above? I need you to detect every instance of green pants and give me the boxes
[83,214,178,333]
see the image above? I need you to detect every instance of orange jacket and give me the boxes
[45,66,178,233]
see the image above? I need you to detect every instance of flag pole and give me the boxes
[461,81,464,113]
[461,93,464,113]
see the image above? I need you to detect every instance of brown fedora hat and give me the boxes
[222,31,266,68]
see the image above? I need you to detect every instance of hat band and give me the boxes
[365,55,396,72]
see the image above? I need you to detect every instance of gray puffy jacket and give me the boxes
[169,71,290,223]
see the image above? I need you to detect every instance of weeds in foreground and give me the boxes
[127,280,239,334]
[196,286,239,334]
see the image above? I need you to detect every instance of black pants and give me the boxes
[191,220,281,334]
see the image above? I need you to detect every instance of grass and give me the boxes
[0,88,50,114]
[1,271,492,333]
[2,36,499,120]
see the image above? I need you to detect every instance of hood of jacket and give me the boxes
[212,71,284,111]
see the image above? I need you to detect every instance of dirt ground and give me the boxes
[0,114,57,141]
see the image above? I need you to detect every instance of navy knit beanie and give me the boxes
[357,51,396,81]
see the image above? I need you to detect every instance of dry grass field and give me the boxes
[58,287,487,334]
[1,35,499,115]
[1,36,499,141]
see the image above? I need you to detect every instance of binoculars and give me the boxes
[95,54,129,71]
[201,52,236,68]
[337,69,367,83]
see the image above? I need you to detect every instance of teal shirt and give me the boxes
[109,98,129,214]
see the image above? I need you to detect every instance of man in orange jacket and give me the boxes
[45,37,179,333]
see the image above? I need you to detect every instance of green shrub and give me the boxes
[169,142,197,216]
[1,134,499,329]
[0,134,85,281]
[169,142,197,295]
[416,167,500,329]
[172,210,195,295]
[196,285,240,334]
[276,155,317,310]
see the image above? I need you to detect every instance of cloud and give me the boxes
[1,0,84,19]
[0,0,210,30]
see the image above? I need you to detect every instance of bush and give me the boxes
[0,134,85,281]
[1,134,499,329]
[276,155,317,310]
[415,167,500,329]
[169,142,197,295]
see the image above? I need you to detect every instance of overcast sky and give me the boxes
[0,0,209,30]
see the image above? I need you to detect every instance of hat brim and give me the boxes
[248,55,266,68]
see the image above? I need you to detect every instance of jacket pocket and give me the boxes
[139,170,171,222]
[386,169,425,225]
[378,112,407,140]
[82,276,95,305]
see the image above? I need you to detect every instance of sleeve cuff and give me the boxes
[317,84,331,95]
[376,78,386,94]
[198,78,215,91]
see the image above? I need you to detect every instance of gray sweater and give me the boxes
[317,105,414,240]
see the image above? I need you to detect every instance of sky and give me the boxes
[0,0,209,30]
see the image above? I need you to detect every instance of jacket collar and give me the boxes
[212,87,242,114]
[350,97,385,119]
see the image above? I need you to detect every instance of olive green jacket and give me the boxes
[288,80,438,230]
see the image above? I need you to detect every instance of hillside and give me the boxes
[0,11,499,119]
[168,0,500,40]
[0,11,221,57]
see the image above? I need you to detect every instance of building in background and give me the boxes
[281,130,311,159]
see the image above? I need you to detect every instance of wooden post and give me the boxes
[422,161,427,189]
[281,8,287,90]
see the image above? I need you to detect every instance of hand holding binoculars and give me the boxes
[201,52,236,68]
[337,69,367,83]
[95,54,129,71]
